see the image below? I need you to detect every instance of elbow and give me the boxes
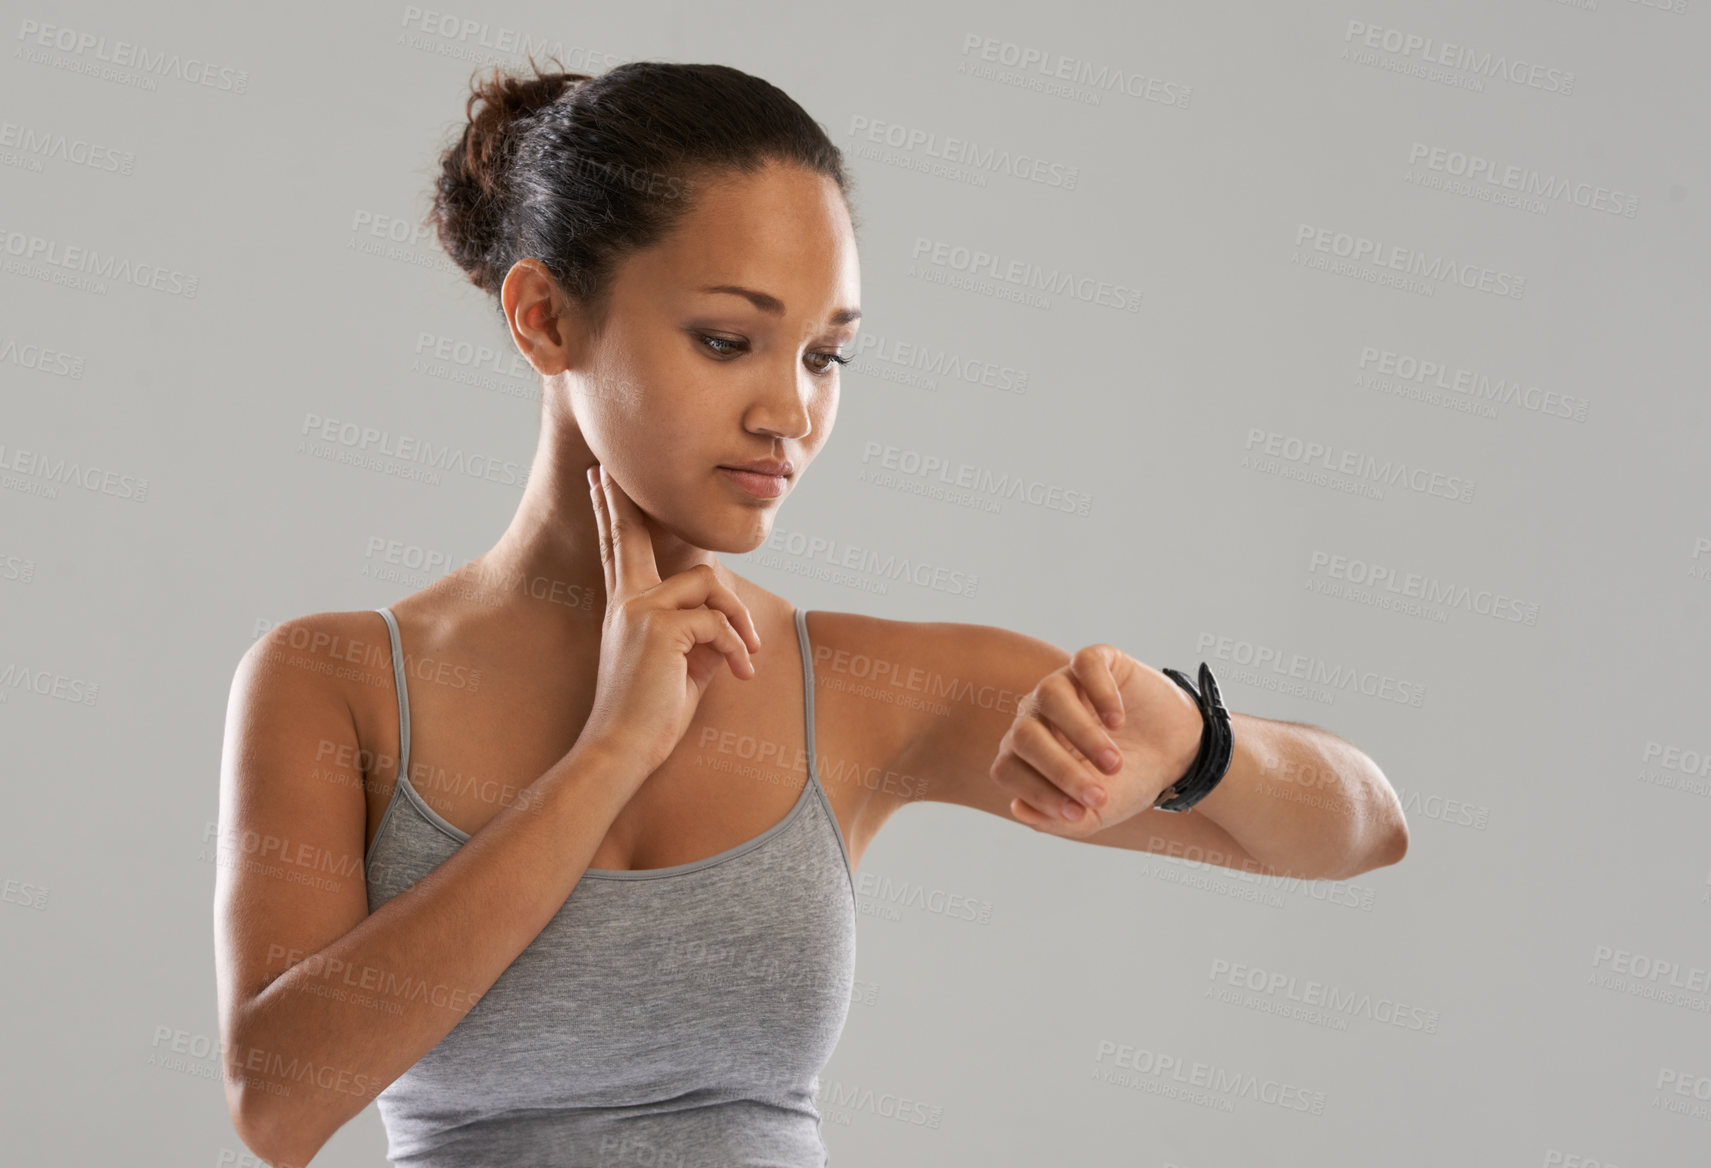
[229,1091,306,1168]
[1313,816,1408,882]
[1347,816,1410,878]
[1342,760,1410,876]
[227,1054,331,1168]
[1385,817,1410,866]
[1375,788,1411,867]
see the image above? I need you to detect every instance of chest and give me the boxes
[356,623,894,875]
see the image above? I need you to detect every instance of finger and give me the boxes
[587,465,615,602]
[1071,645,1126,730]
[1034,674,1124,778]
[1009,796,1054,830]
[675,606,757,680]
[595,464,663,598]
[694,568,763,655]
[651,563,764,656]
[1010,715,1107,813]
[994,722,1101,820]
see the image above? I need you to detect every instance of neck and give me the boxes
[458,397,733,624]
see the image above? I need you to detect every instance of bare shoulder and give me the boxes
[230,607,401,783]
[801,608,1072,822]
[236,606,396,710]
[216,608,394,1025]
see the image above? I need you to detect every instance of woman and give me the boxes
[214,58,1408,1167]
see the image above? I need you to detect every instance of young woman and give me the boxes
[214,58,1408,1168]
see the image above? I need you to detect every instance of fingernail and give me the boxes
[586,467,596,486]
[1062,799,1083,820]
[1097,749,1121,773]
[1104,710,1122,728]
[1082,785,1105,808]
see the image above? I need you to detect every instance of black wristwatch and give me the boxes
[1151,662,1234,813]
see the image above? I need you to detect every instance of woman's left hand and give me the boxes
[992,644,1206,837]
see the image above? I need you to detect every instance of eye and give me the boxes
[695,332,851,377]
[696,333,746,357]
[806,350,852,376]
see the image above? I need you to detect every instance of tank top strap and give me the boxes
[794,606,856,901]
[374,606,411,783]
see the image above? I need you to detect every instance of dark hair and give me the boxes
[427,56,858,329]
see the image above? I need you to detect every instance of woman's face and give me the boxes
[562,160,861,554]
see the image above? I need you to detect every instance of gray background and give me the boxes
[3,0,1707,1165]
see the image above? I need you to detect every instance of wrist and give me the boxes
[566,733,659,791]
[1163,684,1205,787]
[1152,662,1234,813]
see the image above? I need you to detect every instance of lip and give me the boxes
[717,465,791,499]
[719,458,793,476]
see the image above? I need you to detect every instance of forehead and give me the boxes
[626,162,860,317]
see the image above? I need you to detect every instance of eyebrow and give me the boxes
[698,283,861,326]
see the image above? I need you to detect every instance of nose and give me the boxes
[745,360,816,442]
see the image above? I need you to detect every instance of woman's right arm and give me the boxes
[213,615,653,1168]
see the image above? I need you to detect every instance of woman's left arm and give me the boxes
[887,621,1409,883]
[1115,709,1411,882]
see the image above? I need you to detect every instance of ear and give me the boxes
[503,258,584,377]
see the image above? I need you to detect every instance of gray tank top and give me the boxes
[363,605,858,1167]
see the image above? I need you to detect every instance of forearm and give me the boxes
[230,737,648,1166]
[1189,714,1407,880]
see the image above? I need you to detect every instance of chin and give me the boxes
[656,504,775,556]
[707,513,775,555]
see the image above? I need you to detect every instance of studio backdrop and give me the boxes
[3,1,1706,1165]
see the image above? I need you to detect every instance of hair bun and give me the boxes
[429,58,592,294]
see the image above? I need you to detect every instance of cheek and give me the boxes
[811,389,838,444]
[578,343,654,421]
[574,344,686,453]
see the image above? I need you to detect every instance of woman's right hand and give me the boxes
[577,463,763,775]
